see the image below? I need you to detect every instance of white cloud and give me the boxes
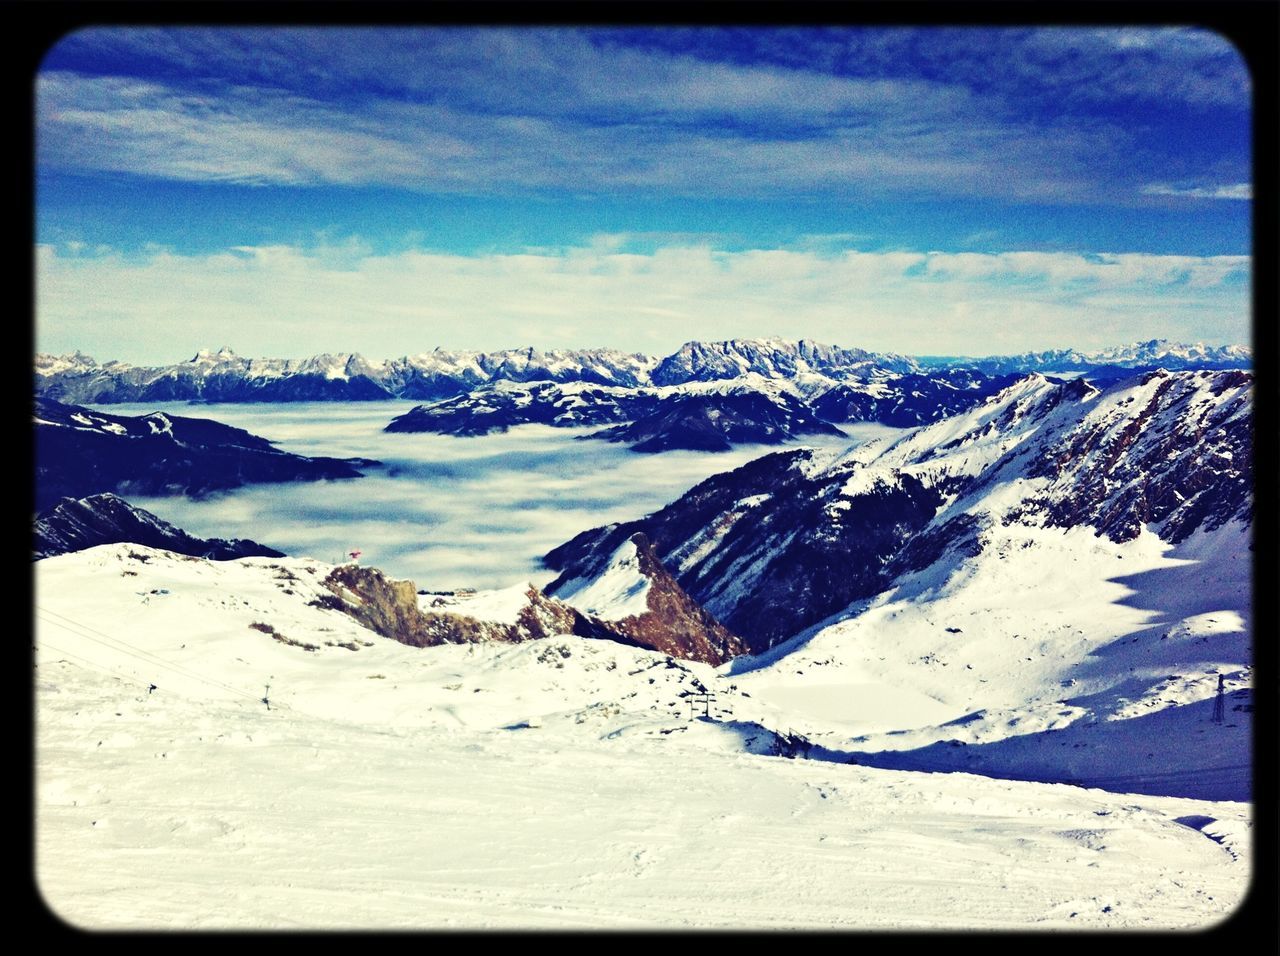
[34,55,1125,201]
[1142,183,1252,200]
[117,406,855,589]
[36,241,1251,362]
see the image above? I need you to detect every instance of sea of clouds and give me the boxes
[110,401,892,591]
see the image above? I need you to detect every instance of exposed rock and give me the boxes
[322,547,746,666]
[549,533,746,664]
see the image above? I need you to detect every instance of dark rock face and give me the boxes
[34,398,376,512]
[551,533,747,664]
[811,371,1026,427]
[321,565,603,647]
[588,392,845,453]
[33,493,284,561]
[1010,369,1253,542]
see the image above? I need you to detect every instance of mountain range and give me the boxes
[35,338,1250,405]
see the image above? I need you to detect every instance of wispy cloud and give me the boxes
[37,27,1242,205]
[1141,182,1252,200]
[37,240,1251,363]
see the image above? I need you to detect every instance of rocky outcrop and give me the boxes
[33,493,284,561]
[319,565,596,647]
[321,549,746,666]
[548,533,747,664]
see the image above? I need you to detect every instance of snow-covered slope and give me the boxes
[729,517,1252,801]
[548,370,1251,648]
[35,543,1251,928]
[546,369,1253,801]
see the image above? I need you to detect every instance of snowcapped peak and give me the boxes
[189,347,240,364]
[35,351,100,375]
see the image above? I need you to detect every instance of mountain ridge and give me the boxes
[35,338,1251,405]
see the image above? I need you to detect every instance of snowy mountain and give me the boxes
[384,380,659,436]
[34,345,660,404]
[649,337,918,385]
[386,376,845,451]
[34,493,284,561]
[587,386,846,452]
[383,371,1026,448]
[810,370,1028,427]
[34,397,377,511]
[35,338,1249,407]
[921,339,1252,376]
[544,368,1252,801]
[545,369,1252,650]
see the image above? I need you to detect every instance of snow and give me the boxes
[33,544,1250,928]
[552,537,652,621]
[726,519,1252,802]
[425,581,537,624]
[144,413,174,436]
[31,365,1255,929]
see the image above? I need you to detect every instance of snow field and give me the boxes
[34,544,1252,929]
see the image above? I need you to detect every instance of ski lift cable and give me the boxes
[37,638,158,692]
[35,607,262,703]
[35,606,252,697]
[34,603,253,694]
[36,607,260,703]
[37,606,295,716]
[38,634,294,718]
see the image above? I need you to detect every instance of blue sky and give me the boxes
[35,26,1252,362]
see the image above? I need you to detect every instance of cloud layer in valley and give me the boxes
[116,402,874,591]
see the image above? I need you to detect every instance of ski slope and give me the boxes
[34,545,1251,929]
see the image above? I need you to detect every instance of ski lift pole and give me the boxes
[262,683,271,712]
